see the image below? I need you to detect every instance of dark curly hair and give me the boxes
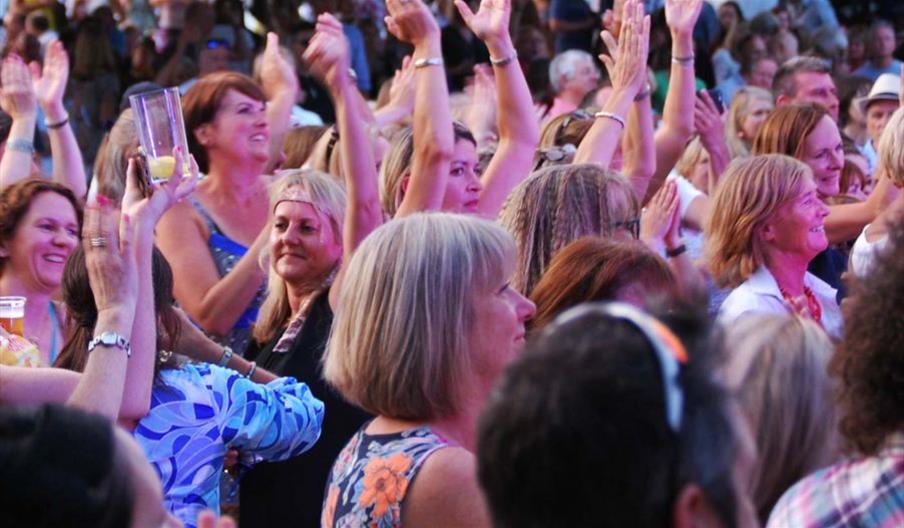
[830,215,904,455]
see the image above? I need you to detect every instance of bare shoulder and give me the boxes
[402,446,491,528]
[155,198,208,246]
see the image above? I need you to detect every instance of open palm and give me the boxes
[455,0,510,42]
[30,40,68,109]
[665,0,703,36]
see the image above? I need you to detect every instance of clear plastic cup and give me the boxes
[129,87,190,183]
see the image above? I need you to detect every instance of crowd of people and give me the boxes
[0,0,903,526]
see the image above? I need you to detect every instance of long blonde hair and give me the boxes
[498,164,639,294]
[706,155,811,288]
[723,314,838,523]
[252,170,347,343]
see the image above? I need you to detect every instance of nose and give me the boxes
[817,200,830,218]
[467,171,482,193]
[53,229,76,249]
[518,292,537,322]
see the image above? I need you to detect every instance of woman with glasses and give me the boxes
[707,154,843,338]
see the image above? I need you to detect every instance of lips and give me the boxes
[250,132,269,143]
[43,254,67,264]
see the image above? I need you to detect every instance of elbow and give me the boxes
[119,398,151,421]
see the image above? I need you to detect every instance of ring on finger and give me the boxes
[89,236,108,248]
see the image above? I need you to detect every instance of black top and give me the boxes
[240,291,371,528]
[807,247,847,303]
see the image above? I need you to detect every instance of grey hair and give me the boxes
[549,49,595,93]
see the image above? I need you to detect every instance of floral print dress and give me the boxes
[321,425,449,528]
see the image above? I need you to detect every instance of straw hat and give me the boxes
[855,73,901,114]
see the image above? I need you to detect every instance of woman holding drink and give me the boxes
[155,32,297,353]
[0,179,82,366]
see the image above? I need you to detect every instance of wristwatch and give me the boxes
[87,331,132,357]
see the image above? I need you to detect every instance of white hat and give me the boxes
[855,73,901,114]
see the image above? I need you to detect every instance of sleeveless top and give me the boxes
[321,425,449,528]
[189,197,266,353]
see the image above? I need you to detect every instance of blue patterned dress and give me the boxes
[321,425,450,528]
[133,363,324,528]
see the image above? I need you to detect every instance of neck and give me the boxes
[205,157,267,202]
[0,272,52,304]
[286,282,319,317]
[557,88,584,107]
[873,56,893,68]
[765,252,810,297]
[429,401,481,452]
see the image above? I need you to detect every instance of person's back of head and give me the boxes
[0,404,132,527]
[478,302,752,528]
[723,314,837,523]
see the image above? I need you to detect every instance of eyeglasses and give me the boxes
[559,109,592,136]
[205,39,230,50]
[548,302,688,431]
[611,217,640,240]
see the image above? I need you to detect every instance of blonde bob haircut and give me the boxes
[379,123,477,217]
[878,107,904,186]
[323,213,515,421]
[706,154,813,289]
[252,169,347,344]
[498,163,639,295]
[722,314,837,523]
[725,86,774,158]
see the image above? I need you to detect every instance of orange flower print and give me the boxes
[322,485,339,527]
[357,453,413,518]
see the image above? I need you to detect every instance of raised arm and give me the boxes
[302,14,384,310]
[648,0,703,202]
[622,84,657,199]
[455,0,541,218]
[118,148,198,419]
[373,55,416,129]
[389,0,456,217]
[574,0,649,168]
[0,54,38,188]
[824,165,900,244]
[693,90,730,194]
[259,32,300,174]
[31,41,87,197]
[66,199,138,419]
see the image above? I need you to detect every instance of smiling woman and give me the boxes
[707,154,842,338]
[0,179,83,366]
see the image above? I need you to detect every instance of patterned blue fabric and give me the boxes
[133,363,324,528]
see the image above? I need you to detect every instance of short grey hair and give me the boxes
[549,49,595,93]
[772,56,831,99]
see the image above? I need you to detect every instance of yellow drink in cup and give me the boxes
[148,156,176,181]
[0,296,26,336]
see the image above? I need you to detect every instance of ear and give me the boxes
[0,241,8,259]
[193,124,213,148]
[774,94,792,108]
[758,219,777,243]
[672,484,723,528]
[400,173,411,195]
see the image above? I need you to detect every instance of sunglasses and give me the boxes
[548,302,688,431]
[611,217,640,240]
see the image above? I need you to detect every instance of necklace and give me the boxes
[778,284,823,325]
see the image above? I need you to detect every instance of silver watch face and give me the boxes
[100,331,119,345]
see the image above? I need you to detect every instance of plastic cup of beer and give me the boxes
[0,296,26,336]
[129,87,190,183]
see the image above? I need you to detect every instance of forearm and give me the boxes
[185,239,268,336]
[573,87,633,166]
[118,227,156,419]
[44,103,87,197]
[1,116,37,187]
[702,139,730,193]
[476,36,539,217]
[332,78,382,252]
[660,32,695,140]
[0,365,79,405]
[668,252,706,298]
[265,91,296,173]
[623,96,656,199]
[68,309,135,419]
[397,37,455,216]
[177,329,277,383]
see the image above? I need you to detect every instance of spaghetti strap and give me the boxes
[48,302,59,365]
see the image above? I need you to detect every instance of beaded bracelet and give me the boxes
[490,52,518,67]
[593,111,626,129]
[217,346,234,367]
[245,361,257,379]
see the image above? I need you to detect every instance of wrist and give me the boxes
[484,36,515,59]
[671,35,694,56]
[413,36,442,56]
[95,309,135,335]
[41,102,67,122]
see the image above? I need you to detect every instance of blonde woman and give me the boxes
[321,213,535,527]
[498,163,640,294]
[725,86,774,158]
[723,314,838,523]
[850,107,904,276]
[707,154,842,338]
[239,15,383,528]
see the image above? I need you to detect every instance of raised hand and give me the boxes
[454,0,511,46]
[29,40,68,115]
[387,55,416,111]
[665,0,703,37]
[641,179,679,252]
[122,147,199,229]
[602,0,627,39]
[83,196,138,316]
[302,13,353,89]
[694,90,724,150]
[385,0,440,47]
[599,0,650,96]
[0,54,37,120]
[259,32,299,100]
